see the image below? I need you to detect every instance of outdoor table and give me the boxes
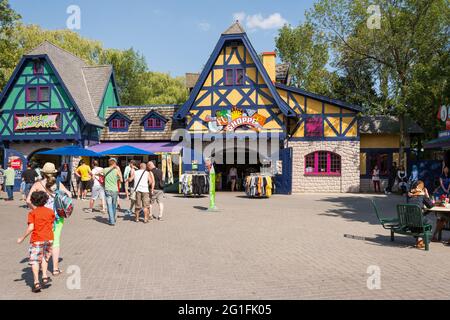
[424,206,450,241]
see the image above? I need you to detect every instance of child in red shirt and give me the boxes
[17,191,55,293]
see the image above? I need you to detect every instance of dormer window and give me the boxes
[111,119,126,129]
[107,111,131,132]
[141,111,167,131]
[33,61,44,74]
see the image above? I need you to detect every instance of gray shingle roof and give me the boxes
[26,41,113,127]
[359,115,424,134]
[222,21,246,35]
[276,63,290,85]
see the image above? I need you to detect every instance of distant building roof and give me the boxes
[101,105,183,141]
[185,73,200,90]
[359,115,424,134]
[276,63,290,85]
[26,41,115,127]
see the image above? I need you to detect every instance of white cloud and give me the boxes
[233,12,247,23]
[232,12,288,31]
[198,22,211,31]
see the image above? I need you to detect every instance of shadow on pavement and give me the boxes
[319,195,406,226]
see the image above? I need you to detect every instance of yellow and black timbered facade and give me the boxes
[174,22,362,193]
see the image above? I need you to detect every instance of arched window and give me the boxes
[304,151,341,176]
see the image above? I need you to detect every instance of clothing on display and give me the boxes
[180,172,209,196]
[244,174,273,198]
[167,154,174,184]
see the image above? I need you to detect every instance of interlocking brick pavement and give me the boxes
[1,192,450,300]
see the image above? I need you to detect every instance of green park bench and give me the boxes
[371,200,399,241]
[395,204,433,251]
[372,201,432,250]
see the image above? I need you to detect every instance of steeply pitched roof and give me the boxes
[174,24,296,120]
[359,115,424,134]
[101,105,183,141]
[25,41,115,127]
[222,21,246,35]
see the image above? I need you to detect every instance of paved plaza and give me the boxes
[1,192,450,300]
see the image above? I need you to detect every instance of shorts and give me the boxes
[28,241,53,265]
[53,218,64,248]
[135,191,150,210]
[91,185,105,200]
[81,180,91,192]
[151,190,164,204]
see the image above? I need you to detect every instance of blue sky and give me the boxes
[10,0,315,77]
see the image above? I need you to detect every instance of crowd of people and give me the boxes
[371,162,417,195]
[6,157,166,293]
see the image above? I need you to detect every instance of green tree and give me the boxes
[0,0,21,90]
[275,23,332,95]
[306,0,449,162]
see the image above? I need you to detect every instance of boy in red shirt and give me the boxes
[17,191,55,293]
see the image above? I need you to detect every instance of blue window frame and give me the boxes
[109,116,130,132]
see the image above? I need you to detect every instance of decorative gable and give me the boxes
[140,110,168,131]
[173,22,295,134]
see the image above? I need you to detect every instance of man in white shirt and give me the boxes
[123,160,136,200]
[89,160,106,213]
[132,163,154,223]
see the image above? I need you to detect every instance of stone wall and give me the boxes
[289,140,360,193]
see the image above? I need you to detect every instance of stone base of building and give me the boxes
[289,140,360,193]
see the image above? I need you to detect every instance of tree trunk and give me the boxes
[399,113,406,168]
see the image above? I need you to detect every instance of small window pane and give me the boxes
[112,119,118,128]
[155,119,161,127]
[225,69,234,85]
[318,151,328,173]
[27,87,38,102]
[305,153,315,173]
[34,61,43,74]
[39,87,50,101]
[330,153,341,173]
[236,69,244,85]
[119,119,126,128]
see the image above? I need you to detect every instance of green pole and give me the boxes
[208,164,218,211]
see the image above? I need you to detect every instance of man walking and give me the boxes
[22,163,38,198]
[132,163,154,223]
[4,162,16,201]
[89,160,106,213]
[75,160,91,200]
[147,161,164,221]
[385,162,398,194]
[104,158,123,226]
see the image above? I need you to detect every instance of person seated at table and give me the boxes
[407,180,433,249]
[436,166,450,197]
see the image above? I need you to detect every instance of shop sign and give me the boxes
[14,113,60,131]
[9,157,22,170]
[438,106,450,130]
[206,107,267,133]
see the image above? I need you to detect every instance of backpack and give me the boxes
[54,182,74,218]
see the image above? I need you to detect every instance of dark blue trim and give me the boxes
[276,83,362,112]
[288,136,360,142]
[174,33,296,120]
[106,110,132,123]
[140,110,169,125]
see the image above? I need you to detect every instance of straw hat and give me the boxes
[42,162,58,174]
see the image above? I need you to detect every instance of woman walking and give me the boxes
[27,162,71,276]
